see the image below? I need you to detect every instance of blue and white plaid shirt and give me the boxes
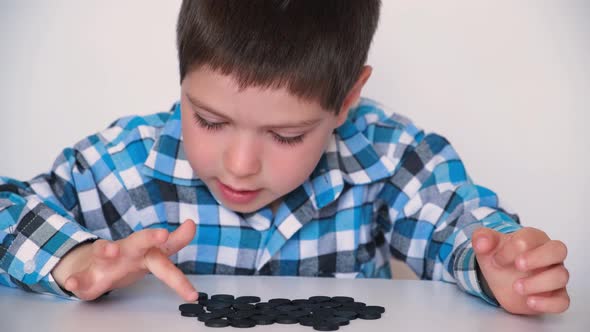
[0,98,521,304]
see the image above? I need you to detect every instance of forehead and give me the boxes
[181,66,331,122]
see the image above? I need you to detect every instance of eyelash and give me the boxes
[191,112,305,146]
[192,112,225,131]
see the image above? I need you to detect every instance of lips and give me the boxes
[217,180,261,205]
[222,183,257,192]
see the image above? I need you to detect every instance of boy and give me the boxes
[0,0,569,315]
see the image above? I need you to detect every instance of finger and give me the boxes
[472,227,502,255]
[160,219,197,256]
[121,228,169,257]
[527,288,570,313]
[92,240,120,262]
[493,227,549,268]
[144,249,198,302]
[515,240,568,272]
[65,271,113,301]
[514,265,569,296]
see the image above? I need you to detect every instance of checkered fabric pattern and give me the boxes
[0,98,521,304]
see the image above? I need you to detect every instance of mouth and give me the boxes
[216,180,262,205]
[221,183,258,192]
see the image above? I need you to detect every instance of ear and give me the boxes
[335,65,373,127]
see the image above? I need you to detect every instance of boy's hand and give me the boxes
[472,227,570,315]
[52,219,199,302]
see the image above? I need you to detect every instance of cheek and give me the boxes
[264,132,330,194]
[182,120,220,177]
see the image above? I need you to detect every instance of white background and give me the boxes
[0,1,588,292]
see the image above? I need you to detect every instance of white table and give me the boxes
[0,275,586,332]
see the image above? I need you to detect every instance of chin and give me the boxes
[222,203,264,214]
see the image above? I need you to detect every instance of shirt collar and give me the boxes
[142,101,399,210]
[142,102,204,187]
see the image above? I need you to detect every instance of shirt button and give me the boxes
[24,260,36,274]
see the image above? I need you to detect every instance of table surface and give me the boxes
[0,275,586,332]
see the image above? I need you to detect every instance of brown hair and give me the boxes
[177,0,381,112]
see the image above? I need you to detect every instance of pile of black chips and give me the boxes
[178,292,385,331]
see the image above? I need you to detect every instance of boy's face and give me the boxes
[180,66,354,213]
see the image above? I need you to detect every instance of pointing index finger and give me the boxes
[144,249,198,302]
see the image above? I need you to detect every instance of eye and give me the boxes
[192,112,225,131]
[271,132,305,146]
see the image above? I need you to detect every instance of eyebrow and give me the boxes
[185,93,322,129]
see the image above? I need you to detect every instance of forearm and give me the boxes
[383,133,522,304]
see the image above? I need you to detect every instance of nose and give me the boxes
[223,134,261,178]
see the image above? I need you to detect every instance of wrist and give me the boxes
[475,257,497,302]
[52,241,95,288]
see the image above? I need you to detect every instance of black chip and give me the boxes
[207,302,233,310]
[233,303,256,311]
[299,302,321,311]
[291,299,310,306]
[274,314,299,324]
[250,314,275,325]
[340,301,366,309]
[269,298,292,305]
[205,318,230,328]
[313,308,336,316]
[309,313,328,322]
[229,318,256,328]
[211,294,235,302]
[313,321,340,331]
[318,301,342,309]
[358,310,381,320]
[326,316,350,326]
[331,296,354,303]
[308,296,331,303]
[276,304,300,312]
[333,310,357,320]
[256,308,280,317]
[363,305,385,314]
[208,307,234,316]
[180,311,200,317]
[234,296,261,304]
[178,303,204,313]
[287,310,310,318]
[198,312,225,322]
[255,302,278,310]
[299,316,320,326]
[227,311,255,320]
[198,292,208,301]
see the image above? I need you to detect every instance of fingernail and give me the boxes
[476,237,489,251]
[190,291,199,301]
[514,280,525,295]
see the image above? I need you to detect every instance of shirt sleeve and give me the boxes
[0,143,103,298]
[380,132,522,306]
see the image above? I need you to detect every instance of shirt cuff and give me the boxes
[3,211,98,293]
[453,242,499,306]
[475,257,496,303]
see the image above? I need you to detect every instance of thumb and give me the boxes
[472,227,502,256]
